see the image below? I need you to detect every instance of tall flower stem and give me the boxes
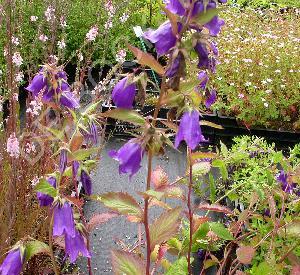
[144,150,153,275]
[187,148,193,274]
[49,211,59,275]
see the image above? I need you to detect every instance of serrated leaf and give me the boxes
[236,246,256,264]
[209,173,216,202]
[102,109,146,125]
[212,159,228,180]
[165,257,188,275]
[198,203,232,215]
[209,222,234,240]
[83,101,101,115]
[193,8,219,25]
[35,179,58,198]
[127,44,165,75]
[200,120,223,129]
[87,212,118,232]
[149,207,182,251]
[111,250,146,275]
[191,222,210,252]
[98,192,143,221]
[140,190,165,201]
[252,261,272,275]
[25,240,51,262]
[70,147,98,161]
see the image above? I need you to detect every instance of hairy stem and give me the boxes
[144,150,153,275]
[187,148,193,274]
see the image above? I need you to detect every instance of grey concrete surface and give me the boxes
[79,138,189,274]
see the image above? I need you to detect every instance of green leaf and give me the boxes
[111,250,145,275]
[212,159,228,180]
[71,147,99,161]
[102,109,146,125]
[209,222,234,240]
[149,207,182,251]
[25,240,51,262]
[193,8,220,25]
[165,257,189,275]
[252,261,272,275]
[209,173,216,202]
[98,192,143,222]
[127,44,165,76]
[35,179,58,198]
[83,101,101,115]
[191,222,210,252]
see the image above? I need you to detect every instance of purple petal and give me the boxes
[60,91,80,109]
[205,90,217,108]
[80,170,92,196]
[0,248,23,275]
[72,161,80,179]
[65,229,91,263]
[112,77,136,109]
[37,177,57,207]
[166,0,185,16]
[53,202,76,237]
[59,149,68,174]
[26,73,47,97]
[198,71,209,90]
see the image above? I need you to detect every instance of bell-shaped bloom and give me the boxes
[198,71,209,90]
[65,229,91,263]
[89,122,98,144]
[112,77,136,109]
[53,202,76,237]
[166,0,185,16]
[59,91,80,109]
[72,161,80,179]
[166,53,182,78]
[0,248,23,275]
[59,149,68,174]
[205,90,217,108]
[26,73,47,97]
[144,21,178,56]
[80,170,92,195]
[37,177,57,207]
[109,139,144,178]
[175,110,207,150]
[194,43,217,73]
[277,170,296,194]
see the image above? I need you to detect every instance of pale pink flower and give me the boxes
[30,16,38,22]
[120,13,129,23]
[39,34,48,42]
[12,36,19,46]
[116,49,126,63]
[6,133,20,158]
[45,6,55,22]
[57,40,66,49]
[104,20,113,30]
[15,72,24,83]
[60,16,67,28]
[238,93,245,99]
[26,100,43,117]
[12,52,23,67]
[86,26,98,42]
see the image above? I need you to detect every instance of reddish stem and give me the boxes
[187,148,193,274]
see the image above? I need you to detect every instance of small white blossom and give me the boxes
[12,52,23,67]
[12,36,19,46]
[15,72,24,82]
[57,40,66,49]
[39,34,48,42]
[45,6,55,22]
[120,13,129,23]
[116,49,126,63]
[30,16,38,22]
[86,26,98,42]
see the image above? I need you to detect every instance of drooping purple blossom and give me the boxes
[194,42,218,73]
[277,170,296,194]
[53,202,76,237]
[26,73,47,97]
[0,248,23,275]
[205,90,217,108]
[112,77,136,109]
[175,110,207,150]
[109,139,144,178]
[65,229,91,263]
[72,161,80,179]
[80,170,92,196]
[59,149,68,174]
[144,21,179,56]
[166,53,182,78]
[37,177,57,207]
[89,122,98,144]
[59,91,80,109]
[198,71,209,90]
[166,0,185,16]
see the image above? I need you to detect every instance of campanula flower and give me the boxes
[112,77,136,109]
[26,73,47,97]
[277,170,296,194]
[72,161,80,179]
[65,229,91,263]
[109,139,144,178]
[53,202,76,237]
[80,170,92,195]
[144,21,179,56]
[37,177,57,207]
[0,248,23,275]
[205,90,217,108]
[166,0,185,16]
[59,91,80,109]
[198,71,209,90]
[175,110,207,150]
[59,149,68,174]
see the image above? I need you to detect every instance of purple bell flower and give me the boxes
[89,122,98,144]
[166,53,182,78]
[80,170,92,196]
[198,71,209,90]
[112,77,136,109]
[277,170,296,194]
[166,0,185,16]
[144,21,179,56]
[0,248,23,275]
[26,73,47,97]
[109,139,144,178]
[65,229,91,263]
[72,161,80,179]
[59,149,68,174]
[59,91,80,109]
[175,110,207,150]
[37,177,57,207]
[194,42,218,73]
[53,202,76,237]
[205,90,217,108]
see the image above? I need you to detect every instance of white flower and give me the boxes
[238,93,245,99]
[45,6,55,22]
[86,26,98,42]
[104,20,113,30]
[264,102,269,108]
[39,34,48,42]
[60,17,67,28]
[12,52,23,67]
[116,49,126,63]
[245,82,252,87]
[266,78,272,83]
[15,72,24,82]
[265,89,272,94]
[30,16,38,22]
[78,52,83,62]
[57,40,66,49]
[12,36,19,46]
[6,133,20,158]
[275,69,281,73]
[120,13,129,23]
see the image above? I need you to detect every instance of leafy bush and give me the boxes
[229,0,300,8]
